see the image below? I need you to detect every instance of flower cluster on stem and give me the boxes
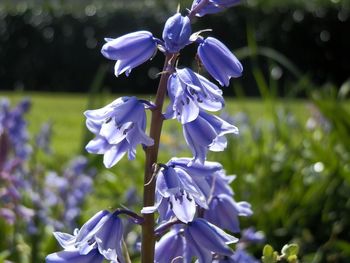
[46,1,256,262]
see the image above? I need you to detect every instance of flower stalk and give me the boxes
[141,53,175,263]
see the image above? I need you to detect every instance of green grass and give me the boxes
[0,91,310,159]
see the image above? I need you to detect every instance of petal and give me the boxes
[184,229,212,263]
[198,37,243,86]
[101,31,155,60]
[75,210,111,245]
[52,232,76,250]
[95,214,124,263]
[170,194,196,223]
[46,249,104,263]
[103,141,129,168]
[85,136,110,154]
[155,229,186,263]
[100,121,130,144]
[188,218,236,256]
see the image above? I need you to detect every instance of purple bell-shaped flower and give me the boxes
[84,97,154,168]
[191,0,241,17]
[141,165,207,223]
[162,13,191,53]
[185,218,238,263]
[197,37,243,86]
[204,194,253,233]
[183,110,238,164]
[101,31,158,76]
[165,67,224,124]
[46,249,104,263]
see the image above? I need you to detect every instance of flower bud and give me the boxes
[162,13,191,53]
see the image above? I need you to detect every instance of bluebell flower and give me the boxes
[165,67,224,124]
[162,13,191,53]
[183,111,238,164]
[197,37,243,86]
[155,219,238,263]
[46,248,104,263]
[185,218,238,263]
[165,157,222,199]
[85,96,154,168]
[43,156,95,230]
[0,98,32,160]
[204,194,253,233]
[141,165,207,223]
[101,31,158,76]
[48,210,126,262]
[95,213,125,262]
[240,227,265,245]
[74,210,111,254]
[155,228,191,263]
[191,0,241,17]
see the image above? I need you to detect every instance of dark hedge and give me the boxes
[0,6,349,96]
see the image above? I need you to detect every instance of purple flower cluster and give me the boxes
[48,1,260,262]
[0,99,33,225]
[41,156,96,230]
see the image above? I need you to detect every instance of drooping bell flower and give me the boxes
[204,194,253,233]
[141,165,207,223]
[197,37,243,86]
[184,218,238,263]
[166,157,223,199]
[165,67,224,124]
[84,97,154,168]
[101,31,158,76]
[162,13,191,53]
[47,210,126,263]
[95,213,125,262]
[155,228,191,263]
[191,0,241,17]
[183,110,238,164]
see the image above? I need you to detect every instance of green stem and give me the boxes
[141,54,175,263]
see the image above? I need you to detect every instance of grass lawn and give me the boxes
[0,91,311,160]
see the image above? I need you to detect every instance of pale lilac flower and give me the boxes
[204,194,253,233]
[0,98,32,159]
[155,219,238,263]
[162,13,191,53]
[191,0,241,17]
[183,111,238,164]
[49,210,126,262]
[74,210,111,254]
[0,208,16,224]
[141,165,207,223]
[197,37,243,86]
[85,97,154,168]
[240,227,265,245]
[101,31,158,76]
[165,67,224,124]
[185,218,238,263]
[155,228,190,263]
[43,156,96,230]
